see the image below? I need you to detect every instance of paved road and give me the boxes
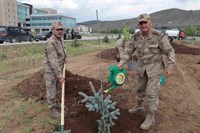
[0,35,118,46]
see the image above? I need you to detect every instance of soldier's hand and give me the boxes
[166,70,173,78]
[59,77,65,85]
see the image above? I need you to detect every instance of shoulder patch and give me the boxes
[133,32,140,41]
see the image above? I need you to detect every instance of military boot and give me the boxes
[140,111,155,130]
[128,98,145,114]
[49,107,61,119]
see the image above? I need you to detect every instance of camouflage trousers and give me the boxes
[44,72,61,109]
[136,71,160,112]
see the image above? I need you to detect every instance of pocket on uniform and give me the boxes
[44,72,56,88]
[134,41,142,49]
[135,42,142,55]
[148,44,159,54]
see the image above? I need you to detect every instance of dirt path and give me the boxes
[155,54,200,133]
[67,51,118,80]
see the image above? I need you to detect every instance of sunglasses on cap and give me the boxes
[56,28,64,31]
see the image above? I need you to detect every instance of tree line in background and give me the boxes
[94,25,200,37]
[97,28,135,34]
[184,25,200,36]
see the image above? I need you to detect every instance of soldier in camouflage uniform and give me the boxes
[115,38,126,62]
[44,21,67,118]
[118,13,175,130]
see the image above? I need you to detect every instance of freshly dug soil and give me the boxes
[171,42,200,55]
[99,48,118,61]
[15,70,110,101]
[99,42,200,61]
[14,69,147,133]
[14,69,146,133]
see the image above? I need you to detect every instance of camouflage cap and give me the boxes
[52,21,64,29]
[138,13,151,23]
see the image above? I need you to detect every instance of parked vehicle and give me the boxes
[74,31,82,39]
[166,29,186,42]
[34,30,81,41]
[0,26,34,44]
[178,30,186,39]
[65,31,82,40]
[34,31,52,41]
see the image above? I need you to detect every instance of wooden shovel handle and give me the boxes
[61,64,65,125]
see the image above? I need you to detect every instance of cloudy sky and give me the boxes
[17,0,200,22]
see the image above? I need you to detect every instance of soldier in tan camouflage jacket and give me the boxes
[44,21,67,118]
[115,38,126,62]
[118,13,175,130]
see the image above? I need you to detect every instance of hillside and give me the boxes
[78,8,200,31]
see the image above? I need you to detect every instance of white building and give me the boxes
[76,24,92,34]
[28,14,76,32]
[0,0,18,26]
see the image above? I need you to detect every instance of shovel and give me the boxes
[53,64,71,133]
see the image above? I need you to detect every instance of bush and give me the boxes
[103,34,110,43]
[71,38,82,47]
[123,25,131,42]
[184,25,197,36]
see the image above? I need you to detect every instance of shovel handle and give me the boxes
[61,64,65,125]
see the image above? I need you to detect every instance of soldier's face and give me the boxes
[52,28,64,39]
[138,19,152,33]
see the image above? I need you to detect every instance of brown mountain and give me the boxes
[77,8,200,31]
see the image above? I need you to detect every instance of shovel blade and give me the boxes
[53,125,71,133]
[53,131,71,133]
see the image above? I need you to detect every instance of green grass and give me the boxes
[22,127,35,133]
[6,90,22,99]
[0,39,116,79]
[66,39,116,57]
